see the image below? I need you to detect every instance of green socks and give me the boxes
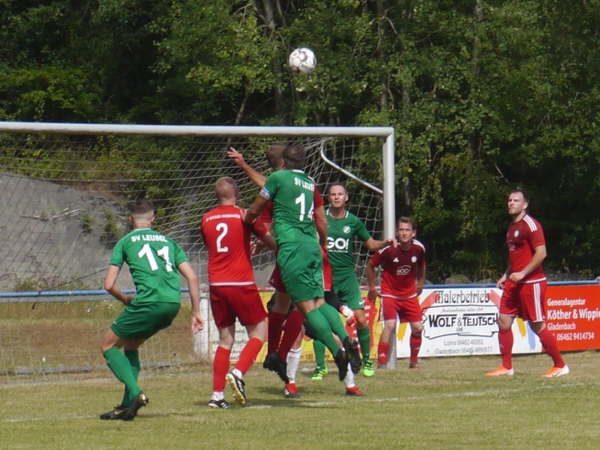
[313,339,327,369]
[119,350,141,407]
[103,347,141,404]
[305,309,340,355]
[357,326,371,361]
[318,303,349,341]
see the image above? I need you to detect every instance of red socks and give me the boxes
[278,310,304,360]
[498,329,514,369]
[537,328,565,367]
[267,312,286,355]
[212,346,231,391]
[235,337,264,374]
[377,341,390,365]
[409,333,422,363]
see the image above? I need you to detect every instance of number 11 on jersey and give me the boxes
[138,243,173,272]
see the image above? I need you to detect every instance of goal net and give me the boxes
[0,122,395,382]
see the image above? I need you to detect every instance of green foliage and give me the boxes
[1,0,598,279]
[80,212,93,234]
[100,210,122,248]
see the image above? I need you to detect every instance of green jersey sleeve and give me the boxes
[353,215,372,242]
[172,240,188,266]
[109,237,126,267]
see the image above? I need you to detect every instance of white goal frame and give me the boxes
[0,121,397,368]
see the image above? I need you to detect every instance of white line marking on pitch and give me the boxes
[1,381,594,422]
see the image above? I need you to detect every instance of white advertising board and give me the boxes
[394,287,543,358]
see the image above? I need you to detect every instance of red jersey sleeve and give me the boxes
[528,219,545,249]
[314,186,324,208]
[369,246,387,267]
[255,201,273,232]
[248,208,269,238]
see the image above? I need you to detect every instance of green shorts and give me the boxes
[333,271,364,310]
[111,301,180,340]
[277,242,324,303]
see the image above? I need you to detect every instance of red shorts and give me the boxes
[269,265,287,293]
[209,284,267,329]
[500,279,547,322]
[381,294,422,323]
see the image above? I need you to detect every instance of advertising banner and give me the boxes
[545,285,600,351]
[195,283,600,362]
[394,287,541,358]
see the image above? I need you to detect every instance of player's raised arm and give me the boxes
[245,194,269,224]
[178,261,203,334]
[227,147,267,188]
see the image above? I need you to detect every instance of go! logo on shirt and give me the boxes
[327,237,350,252]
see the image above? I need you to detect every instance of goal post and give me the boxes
[0,121,395,380]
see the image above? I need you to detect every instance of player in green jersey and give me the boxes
[312,183,392,378]
[245,145,358,381]
[100,200,203,421]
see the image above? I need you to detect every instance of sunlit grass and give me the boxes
[1,352,599,449]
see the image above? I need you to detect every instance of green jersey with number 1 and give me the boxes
[109,228,188,304]
[261,169,318,245]
[327,210,371,275]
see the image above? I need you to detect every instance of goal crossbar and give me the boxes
[0,121,396,238]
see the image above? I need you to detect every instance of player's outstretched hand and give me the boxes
[227,147,245,166]
[191,313,204,334]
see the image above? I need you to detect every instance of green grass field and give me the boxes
[1,352,599,449]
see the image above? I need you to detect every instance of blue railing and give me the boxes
[1,280,596,302]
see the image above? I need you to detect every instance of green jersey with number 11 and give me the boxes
[109,228,188,304]
[261,169,318,245]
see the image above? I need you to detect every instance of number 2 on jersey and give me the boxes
[138,243,173,272]
[215,222,229,253]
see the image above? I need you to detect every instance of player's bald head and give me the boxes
[265,144,285,170]
[215,177,239,201]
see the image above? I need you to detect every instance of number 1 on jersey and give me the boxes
[138,243,173,272]
[295,193,314,222]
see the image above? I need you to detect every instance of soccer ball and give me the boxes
[288,47,317,74]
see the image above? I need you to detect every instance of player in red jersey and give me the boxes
[486,189,568,378]
[367,217,426,369]
[201,177,276,408]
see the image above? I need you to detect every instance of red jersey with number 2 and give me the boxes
[201,205,266,286]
